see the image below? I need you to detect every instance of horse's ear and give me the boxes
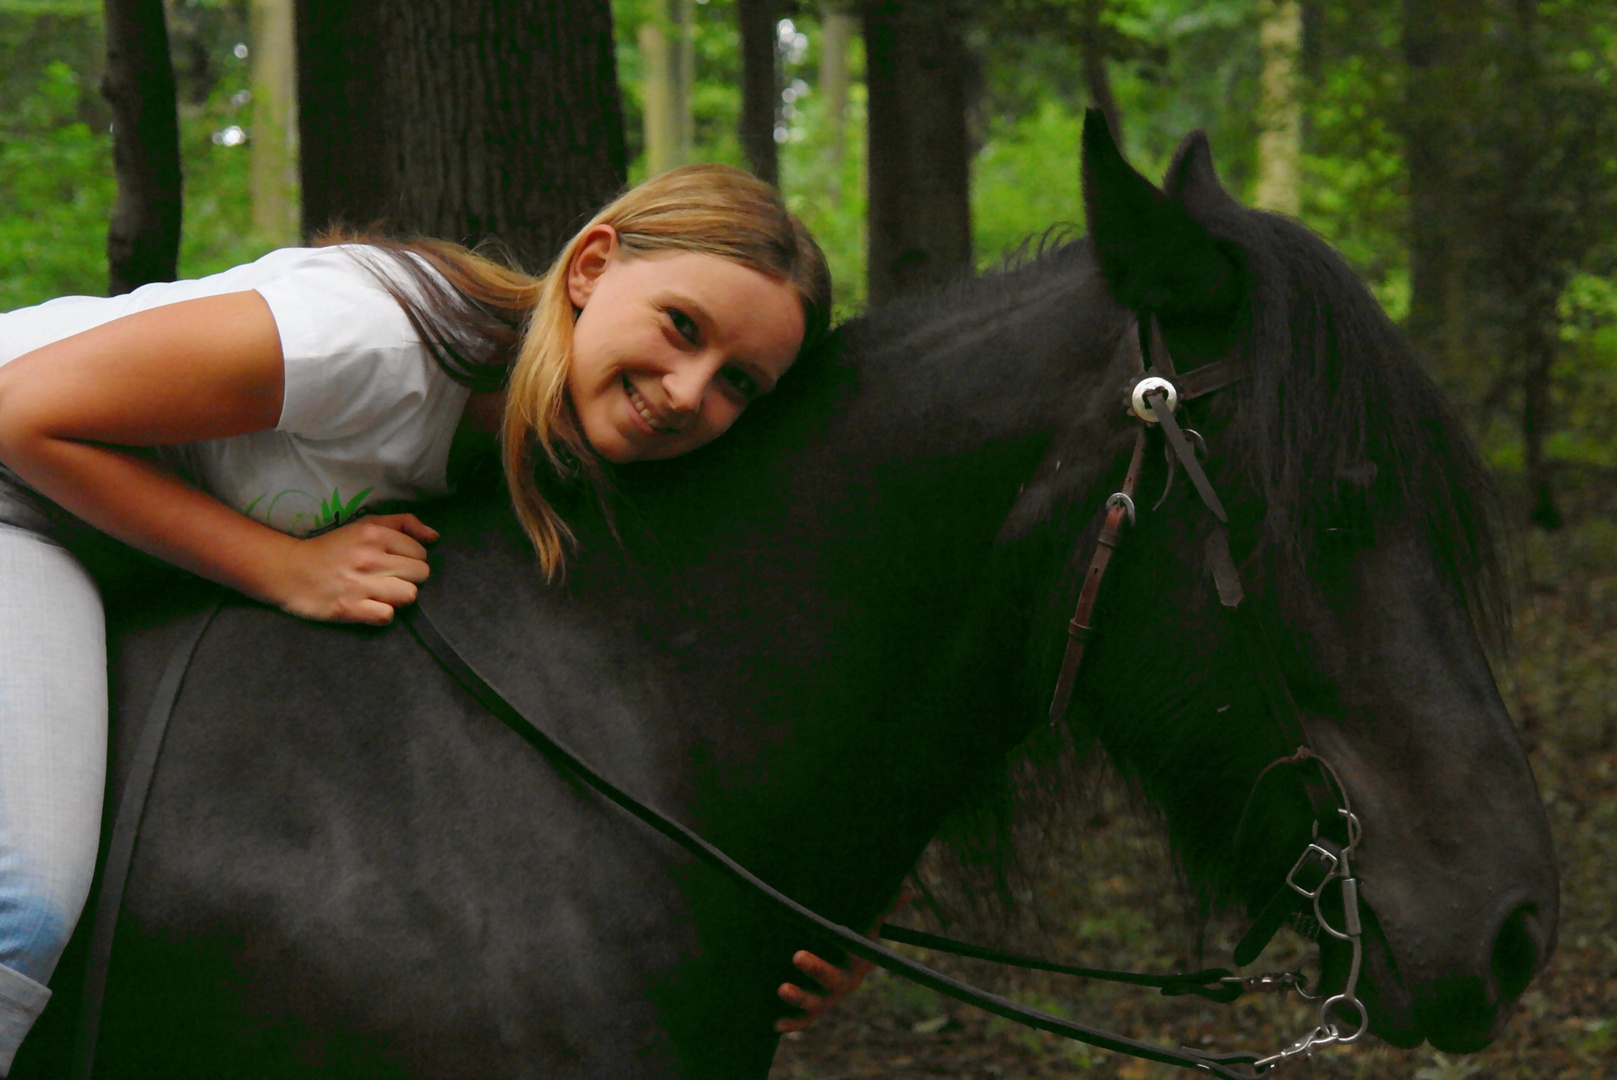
[1163,129,1240,215]
[1082,109,1242,318]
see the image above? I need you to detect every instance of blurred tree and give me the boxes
[248,0,296,245]
[296,0,627,269]
[1399,0,1480,370]
[641,0,695,174]
[737,0,779,182]
[102,0,180,293]
[1253,0,1299,214]
[863,0,973,303]
[818,1,854,199]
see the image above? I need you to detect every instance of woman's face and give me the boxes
[566,225,805,463]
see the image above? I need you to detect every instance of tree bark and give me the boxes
[250,0,298,245]
[101,0,181,294]
[738,0,780,184]
[1254,0,1301,215]
[296,0,627,269]
[862,0,973,305]
[296,0,391,236]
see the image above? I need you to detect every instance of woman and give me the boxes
[0,164,862,1071]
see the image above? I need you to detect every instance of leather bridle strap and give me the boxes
[401,604,1269,1078]
[877,924,1256,1003]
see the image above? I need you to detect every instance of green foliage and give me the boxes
[0,60,114,309]
[1,2,276,312]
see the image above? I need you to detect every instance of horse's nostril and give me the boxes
[1491,904,1540,1002]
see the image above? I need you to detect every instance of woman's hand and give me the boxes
[775,888,912,1034]
[775,949,875,1034]
[268,514,439,624]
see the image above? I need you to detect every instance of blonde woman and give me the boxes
[0,165,857,1071]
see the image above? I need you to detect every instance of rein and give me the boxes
[74,316,1368,1078]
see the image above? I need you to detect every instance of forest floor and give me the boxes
[772,475,1617,1080]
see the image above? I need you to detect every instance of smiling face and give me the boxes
[564,226,805,463]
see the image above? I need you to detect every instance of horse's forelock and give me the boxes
[1218,212,1511,650]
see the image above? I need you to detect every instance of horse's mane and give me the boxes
[922,206,1512,928]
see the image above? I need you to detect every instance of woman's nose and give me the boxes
[663,362,713,413]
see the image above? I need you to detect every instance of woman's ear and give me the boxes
[566,224,620,309]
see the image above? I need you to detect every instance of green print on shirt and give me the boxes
[243,486,375,534]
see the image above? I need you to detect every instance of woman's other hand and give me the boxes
[775,887,911,1034]
[270,513,438,624]
[775,949,875,1034]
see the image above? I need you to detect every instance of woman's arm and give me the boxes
[0,291,435,623]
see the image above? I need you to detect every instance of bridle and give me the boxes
[75,315,1370,1079]
[1044,313,1370,1068]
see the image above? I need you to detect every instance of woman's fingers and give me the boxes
[369,512,440,544]
[774,949,875,1033]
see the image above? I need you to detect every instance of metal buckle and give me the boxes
[1286,843,1339,901]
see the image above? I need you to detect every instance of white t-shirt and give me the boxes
[0,246,473,536]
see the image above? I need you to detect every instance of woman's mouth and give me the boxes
[622,374,680,434]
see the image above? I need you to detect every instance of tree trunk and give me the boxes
[738,0,779,184]
[250,0,298,245]
[640,0,693,177]
[862,0,973,305]
[101,0,181,294]
[296,0,391,236]
[1254,0,1301,215]
[296,0,627,269]
[819,3,854,199]
[1400,0,1480,368]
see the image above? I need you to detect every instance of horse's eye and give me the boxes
[1320,481,1375,551]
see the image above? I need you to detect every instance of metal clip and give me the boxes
[1106,492,1137,526]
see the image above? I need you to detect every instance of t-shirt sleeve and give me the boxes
[254,248,441,440]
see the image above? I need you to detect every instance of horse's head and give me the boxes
[1038,112,1557,1053]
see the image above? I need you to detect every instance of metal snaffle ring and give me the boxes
[1131,376,1179,422]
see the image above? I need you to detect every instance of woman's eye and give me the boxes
[668,309,699,345]
[722,367,760,399]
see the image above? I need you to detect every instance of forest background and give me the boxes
[1,1,1615,1077]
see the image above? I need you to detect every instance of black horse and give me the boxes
[15,115,1556,1079]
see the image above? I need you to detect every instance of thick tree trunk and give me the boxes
[862,0,973,305]
[101,0,181,294]
[1254,0,1301,215]
[819,4,854,199]
[250,0,298,245]
[296,0,391,236]
[296,0,627,268]
[737,0,779,184]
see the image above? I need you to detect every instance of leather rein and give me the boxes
[74,316,1369,1080]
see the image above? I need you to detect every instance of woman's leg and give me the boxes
[0,524,106,1076]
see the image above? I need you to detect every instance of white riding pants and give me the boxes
[0,478,107,1076]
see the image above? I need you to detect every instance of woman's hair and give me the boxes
[324,164,832,579]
